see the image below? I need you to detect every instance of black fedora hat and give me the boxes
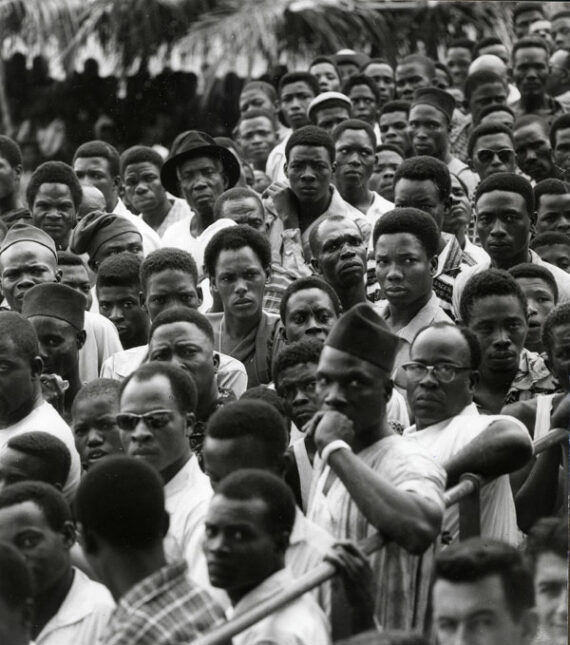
[160,130,241,197]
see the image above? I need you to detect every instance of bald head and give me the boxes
[78,185,106,221]
[468,54,508,82]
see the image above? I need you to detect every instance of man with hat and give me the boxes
[332,50,370,83]
[409,87,479,196]
[307,92,352,135]
[22,283,86,420]
[306,303,446,631]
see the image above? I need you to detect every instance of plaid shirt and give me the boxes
[503,349,560,407]
[433,233,477,320]
[101,561,226,645]
[262,262,297,315]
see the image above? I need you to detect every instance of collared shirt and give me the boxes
[163,456,213,582]
[434,232,477,319]
[231,568,331,645]
[503,348,560,406]
[38,567,114,645]
[113,198,162,256]
[404,403,529,546]
[101,561,226,645]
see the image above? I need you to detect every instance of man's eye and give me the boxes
[74,425,88,436]
[291,313,307,324]
[151,296,166,305]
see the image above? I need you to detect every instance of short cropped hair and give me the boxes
[530,231,570,250]
[379,100,411,118]
[376,143,405,157]
[213,186,263,222]
[473,36,503,58]
[279,275,341,324]
[215,468,296,539]
[542,302,570,356]
[309,214,366,258]
[120,145,164,177]
[72,378,121,415]
[550,113,570,148]
[394,156,451,202]
[120,361,197,414]
[0,135,22,168]
[0,542,33,609]
[26,161,82,211]
[342,74,381,104]
[206,400,289,463]
[534,178,568,210]
[241,80,277,103]
[372,207,439,257]
[508,263,559,303]
[467,123,514,160]
[75,456,167,549]
[512,36,549,61]
[414,321,482,370]
[239,386,291,422]
[0,481,71,532]
[434,537,535,621]
[149,306,214,344]
[397,54,436,79]
[0,312,39,362]
[97,252,142,290]
[285,125,335,163]
[6,432,71,489]
[239,108,278,130]
[204,226,271,278]
[273,338,324,389]
[475,172,534,216]
[57,251,87,268]
[140,248,199,295]
[525,516,569,571]
[459,269,528,325]
[464,70,506,104]
[478,104,515,123]
[513,3,544,21]
[73,140,120,178]
[278,72,319,98]
[331,118,376,149]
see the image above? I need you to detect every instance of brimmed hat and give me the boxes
[160,130,241,197]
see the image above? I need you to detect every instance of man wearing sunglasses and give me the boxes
[403,321,532,546]
[117,361,213,584]
[468,123,517,180]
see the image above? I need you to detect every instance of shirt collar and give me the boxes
[164,455,205,497]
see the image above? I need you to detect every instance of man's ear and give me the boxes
[13,163,22,182]
[311,257,321,274]
[384,378,394,402]
[185,411,196,437]
[210,276,219,293]
[331,161,337,173]
[113,174,121,192]
[76,329,87,350]
[139,290,145,308]
[284,162,289,179]
[429,254,438,276]
[468,369,480,393]
[197,286,203,305]
[31,356,43,379]
[61,520,77,550]
[55,269,62,283]
[212,352,220,373]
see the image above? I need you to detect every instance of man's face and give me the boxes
[515,9,545,38]
[534,551,568,645]
[409,104,448,159]
[238,117,277,168]
[212,246,267,321]
[532,243,570,272]
[276,361,319,429]
[374,232,436,310]
[144,269,201,321]
[552,16,570,51]
[395,62,431,101]
[553,127,570,175]
[446,47,472,87]
[98,284,148,348]
[364,63,395,105]
[280,81,315,129]
[309,62,341,93]
[536,193,570,234]
[119,374,190,474]
[471,133,517,180]
[470,82,508,125]
[0,156,20,202]
[348,84,378,125]
[394,177,446,231]
[31,183,77,248]
[314,218,367,291]
[433,574,536,645]
[468,294,528,375]
[59,263,92,310]
[334,129,375,188]
[0,501,71,595]
[285,145,333,205]
[476,190,531,263]
[379,110,411,154]
[123,162,167,215]
[177,156,228,216]
[72,393,122,470]
[514,123,554,181]
[203,495,283,599]
[407,326,475,428]
[239,89,274,115]
[219,197,266,235]
[73,156,117,211]
[284,288,338,343]
[513,47,549,99]
[93,232,143,271]
[0,338,38,425]
[547,50,570,96]
[516,276,556,352]
[149,321,216,404]
[445,174,471,236]
[317,345,388,432]
[28,315,81,379]
[314,107,350,135]
[371,150,403,201]
[0,447,54,490]
[548,321,570,390]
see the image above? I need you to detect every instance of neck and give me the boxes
[160,453,190,485]
[197,380,220,420]
[190,208,215,236]
[387,291,431,329]
[110,195,119,211]
[32,567,74,639]
[54,231,71,251]
[455,228,466,248]
[228,562,284,606]
[297,190,332,232]
[521,92,548,111]
[101,545,168,603]
[337,281,368,311]
[0,384,42,429]
[479,365,518,392]
[337,180,372,214]
[0,190,20,215]
[489,246,529,270]
[442,146,452,163]
[124,323,150,350]
[223,309,263,339]
[141,199,172,231]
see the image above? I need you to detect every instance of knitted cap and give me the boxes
[69,210,141,259]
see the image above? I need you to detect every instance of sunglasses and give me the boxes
[116,409,174,432]
[475,148,514,165]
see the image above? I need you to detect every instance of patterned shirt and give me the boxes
[101,561,226,645]
[503,348,560,406]
[433,233,477,320]
[191,386,236,466]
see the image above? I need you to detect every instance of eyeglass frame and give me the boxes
[475,147,515,165]
[116,409,176,432]
[401,362,472,383]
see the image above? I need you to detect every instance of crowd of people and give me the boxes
[0,3,568,645]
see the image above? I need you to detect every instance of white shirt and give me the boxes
[113,198,162,256]
[463,238,490,265]
[0,401,80,502]
[404,403,529,546]
[366,192,394,252]
[231,568,331,645]
[79,311,123,384]
[36,567,114,645]
[265,136,290,184]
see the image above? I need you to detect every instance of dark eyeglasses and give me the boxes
[116,409,174,432]
[475,148,514,165]
[401,362,471,383]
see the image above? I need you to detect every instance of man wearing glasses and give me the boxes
[403,321,532,546]
[468,123,517,180]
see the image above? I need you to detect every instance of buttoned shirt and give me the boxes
[101,561,226,645]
